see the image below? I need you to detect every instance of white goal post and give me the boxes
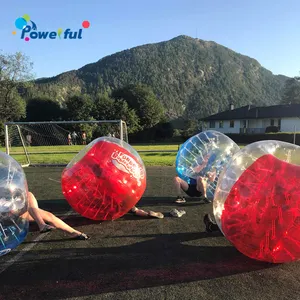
[4,119,128,167]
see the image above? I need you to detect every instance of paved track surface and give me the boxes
[0,167,299,300]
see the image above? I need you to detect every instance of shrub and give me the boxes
[265,126,279,133]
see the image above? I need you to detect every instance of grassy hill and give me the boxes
[31,35,289,120]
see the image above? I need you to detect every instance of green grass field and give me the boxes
[0,144,181,153]
[4,143,245,167]
[3,144,180,166]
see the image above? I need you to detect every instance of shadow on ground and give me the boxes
[1,229,273,299]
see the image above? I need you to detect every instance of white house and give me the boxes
[201,104,300,134]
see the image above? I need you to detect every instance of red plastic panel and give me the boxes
[61,141,146,220]
[222,154,300,263]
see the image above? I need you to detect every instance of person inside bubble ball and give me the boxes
[21,192,90,240]
[174,174,223,232]
[174,175,211,203]
[174,152,219,204]
[174,166,217,204]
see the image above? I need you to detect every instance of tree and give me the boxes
[185,89,220,121]
[153,122,174,140]
[113,99,140,133]
[281,77,300,104]
[92,93,115,120]
[26,98,66,121]
[92,93,140,134]
[181,119,199,139]
[112,84,164,130]
[0,51,33,122]
[65,94,94,120]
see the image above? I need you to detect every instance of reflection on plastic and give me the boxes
[0,152,28,256]
[176,130,240,199]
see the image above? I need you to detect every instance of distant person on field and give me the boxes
[21,191,90,240]
[26,134,32,146]
[71,131,78,145]
[82,131,87,145]
[68,133,72,145]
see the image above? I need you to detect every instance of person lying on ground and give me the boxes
[129,206,164,219]
[21,192,90,240]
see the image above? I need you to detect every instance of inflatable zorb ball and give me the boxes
[214,140,300,263]
[0,152,29,256]
[61,137,146,221]
[176,130,240,199]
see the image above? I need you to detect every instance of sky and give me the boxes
[1,0,300,79]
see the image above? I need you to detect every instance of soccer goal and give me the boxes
[4,120,128,167]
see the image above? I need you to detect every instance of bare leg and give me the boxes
[27,192,48,231]
[21,211,34,222]
[131,206,149,217]
[37,209,82,236]
[174,176,189,197]
[27,192,84,237]
[174,176,190,203]
[130,206,164,219]
[196,176,208,198]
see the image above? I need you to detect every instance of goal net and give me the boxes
[4,120,128,167]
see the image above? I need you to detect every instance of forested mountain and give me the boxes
[30,35,289,120]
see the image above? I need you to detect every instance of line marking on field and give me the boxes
[0,209,74,275]
[48,177,60,183]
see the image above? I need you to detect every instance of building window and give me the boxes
[242,120,247,128]
[270,119,275,126]
[219,121,223,128]
[209,121,215,128]
[230,120,234,128]
[278,119,281,130]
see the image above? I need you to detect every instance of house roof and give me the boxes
[201,104,300,121]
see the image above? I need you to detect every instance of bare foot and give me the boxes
[71,232,90,240]
[131,207,149,217]
[149,211,164,219]
[40,224,55,233]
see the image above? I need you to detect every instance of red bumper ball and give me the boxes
[61,137,146,221]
